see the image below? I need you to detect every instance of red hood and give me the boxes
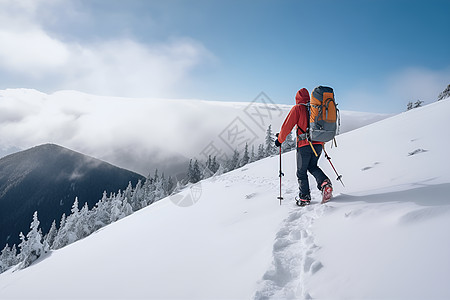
[295,88,310,104]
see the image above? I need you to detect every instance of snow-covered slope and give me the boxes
[0,88,389,176]
[1,99,449,299]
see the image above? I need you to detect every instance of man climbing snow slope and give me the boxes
[275,88,333,206]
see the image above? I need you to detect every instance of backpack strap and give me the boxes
[296,102,319,156]
[297,103,310,141]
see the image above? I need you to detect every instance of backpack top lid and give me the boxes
[311,86,334,103]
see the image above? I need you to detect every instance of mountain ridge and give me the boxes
[0,143,145,247]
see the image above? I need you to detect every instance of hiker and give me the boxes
[275,88,332,206]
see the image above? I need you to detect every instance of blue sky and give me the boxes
[0,0,449,113]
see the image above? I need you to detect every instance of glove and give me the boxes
[274,133,282,147]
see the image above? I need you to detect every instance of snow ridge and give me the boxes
[254,190,327,299]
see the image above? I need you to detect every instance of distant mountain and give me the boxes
[0,143,145,247]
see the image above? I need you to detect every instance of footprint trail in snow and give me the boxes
[254,191,327,300]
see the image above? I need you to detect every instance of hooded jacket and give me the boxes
[277,88,323,148]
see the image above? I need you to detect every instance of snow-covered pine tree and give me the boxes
[414,100,424,108]
[257,144,265,160]
[0,244,17,273]
[437,84,450,101]
[130,180,145,210]
[77,202,93,239]
[123,182,134,208]
[53,198,81,249]
[90,192,111,232]
[187,160,194,183]
[44,220,58,250]
[152,174,167,202]
[241,143,250,166]
[226,149,240,172]
[120,196,134,218]
[250,144,256,163]
[209,156,220,174]
[265,125,276,157]
[18,211,45,269]
[110,191,124,223]
[190,160,202,183]
[166,176,175,195]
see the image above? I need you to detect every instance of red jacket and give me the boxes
[277,88,323,148]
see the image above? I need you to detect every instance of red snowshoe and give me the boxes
[321,180,333,203]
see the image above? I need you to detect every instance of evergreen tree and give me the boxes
[250,144,256,163]
[257,144,265,160]
[241,143,250,166]
[91,192,111,231]
[44,220,58,250]
[0,244,17,273]
[191,160,202,183]
[209,156,220,174]
[153,169,159,184]
[206,155,212,171]
[265,125,276,156]
[407,101,414,110]
[123,182,134,208]
[121,196,134,218]
[437,84,450,101]
[226,149,240,171]
[143,175,157,205]
[166,176,175,195]
[110,191,123,222]
[130,180,144,210]
[187,159,193,183]
[152,175,167,201]
[18,211,44,269]
[413,100,424,108]
[53,198,80,249]
[77,202,92,239]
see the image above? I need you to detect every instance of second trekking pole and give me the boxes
[323,146,345,187]
[275,133,284,205]
[277,140,284,205]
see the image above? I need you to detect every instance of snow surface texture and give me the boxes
[0,88,389,175]
[1,98,449,299]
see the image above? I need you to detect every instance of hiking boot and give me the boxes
[296,193,311,207]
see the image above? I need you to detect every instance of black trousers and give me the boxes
[296,144,329,196]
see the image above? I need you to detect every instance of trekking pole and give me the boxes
[323,146,345,187]
[277,139,284,205]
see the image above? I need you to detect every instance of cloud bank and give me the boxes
[0,89,390,177]
[0,0,214,97]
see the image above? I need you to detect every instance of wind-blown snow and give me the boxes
[1,98,449,299]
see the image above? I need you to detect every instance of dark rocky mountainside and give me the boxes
[0,144,145,247]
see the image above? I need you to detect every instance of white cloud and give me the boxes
[0,29,70,75]
[0,0,214,97]
[63,37,213,97]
